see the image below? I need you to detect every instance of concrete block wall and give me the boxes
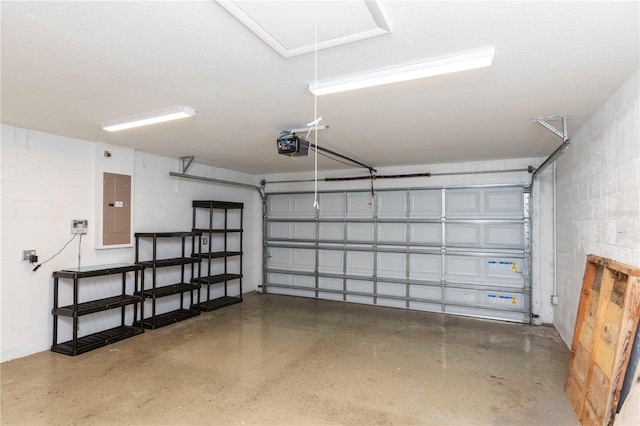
[553,68,639,425]
[0,124,262,362]
[554,68,639,344]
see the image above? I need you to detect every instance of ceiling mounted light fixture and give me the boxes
[101,106,196,131]
[309,47,495,96]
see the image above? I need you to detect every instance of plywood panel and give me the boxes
[565,255,640,426]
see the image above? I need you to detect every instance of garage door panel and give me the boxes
[377,252,406,279]
[446,255,524,287]
[267,273,314,288]
[293,222,316,239]
[447,187,524,218]
[265,186,530,323]
[410,285,441,302]
[269,287,316,298]
[484,291,526,310]
[268,247,315,272]
[378,223,406,243]
[347,279,373,294]
[268,222,316,240]
[267,194,316,218]
[410,190,441,218]
[486,257,524,283]
[409,301,442,313]
[319,277,342,291]
[410,223,441,244]
[446,223,481,246]
[319,193,344,217]
[410,254,441,281]
[266,194,291,217]
[378,282,405,297]
[347,251,373,276]
[267,222,291,239]
[318,250,343,274]
[347,223,374,241]
[319,222,343,240]
[319,291,343,301]
[486,224,524,247]
[378,298,406,308]
[377,191,407,218]
[346,294,374,304]
[446,223,524,248]
[446,256,481,280]
[446,190,481,217]
[347,193,373,218]
[484,189,523,217]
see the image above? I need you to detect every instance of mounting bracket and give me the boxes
[531,115,571,180]
[180,156,195,174]
[532,115,569,142]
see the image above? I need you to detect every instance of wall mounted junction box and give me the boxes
[23,250,37,262]
[71,219,88,234]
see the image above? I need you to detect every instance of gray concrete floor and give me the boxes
[1,292,578,425]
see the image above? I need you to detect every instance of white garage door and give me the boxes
[263,185,531,323]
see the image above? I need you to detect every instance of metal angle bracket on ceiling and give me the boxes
[532,115,569,142]
[282,125,329,134]
[531,115,571,180]
[179,156,195,174]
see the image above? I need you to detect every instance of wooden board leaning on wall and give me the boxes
[565,254,640,425]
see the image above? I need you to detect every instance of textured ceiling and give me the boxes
[1,1,639,175]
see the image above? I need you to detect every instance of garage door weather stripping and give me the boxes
[309,47,495,95]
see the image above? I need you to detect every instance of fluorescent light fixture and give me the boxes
[101,106,196,131]
[285,125,329,133]
[309,47,495,96]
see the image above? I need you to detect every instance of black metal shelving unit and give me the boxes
[191,200,244,311]
[134,231,202,329]
[51,263,145,356]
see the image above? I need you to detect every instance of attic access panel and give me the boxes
[217,1,391,58]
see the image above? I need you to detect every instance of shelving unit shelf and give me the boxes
[51,263,144,356]
[134,231,202,329]
[192,200,244,312]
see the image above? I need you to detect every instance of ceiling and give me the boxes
[2,1,638,175]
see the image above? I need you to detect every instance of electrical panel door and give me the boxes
[103,172,131,245]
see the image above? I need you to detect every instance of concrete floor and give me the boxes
[1,292,577,425]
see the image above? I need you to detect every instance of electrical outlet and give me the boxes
[23,250,37,261]
[551,295,558,305]
[71,219,88,234]
[202,237,208,245]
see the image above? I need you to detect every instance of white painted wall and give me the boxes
[552,68,639,425]
[0,124,262,362]
[260,156,556,324]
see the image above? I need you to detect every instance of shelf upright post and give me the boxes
[72,274,79,355]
